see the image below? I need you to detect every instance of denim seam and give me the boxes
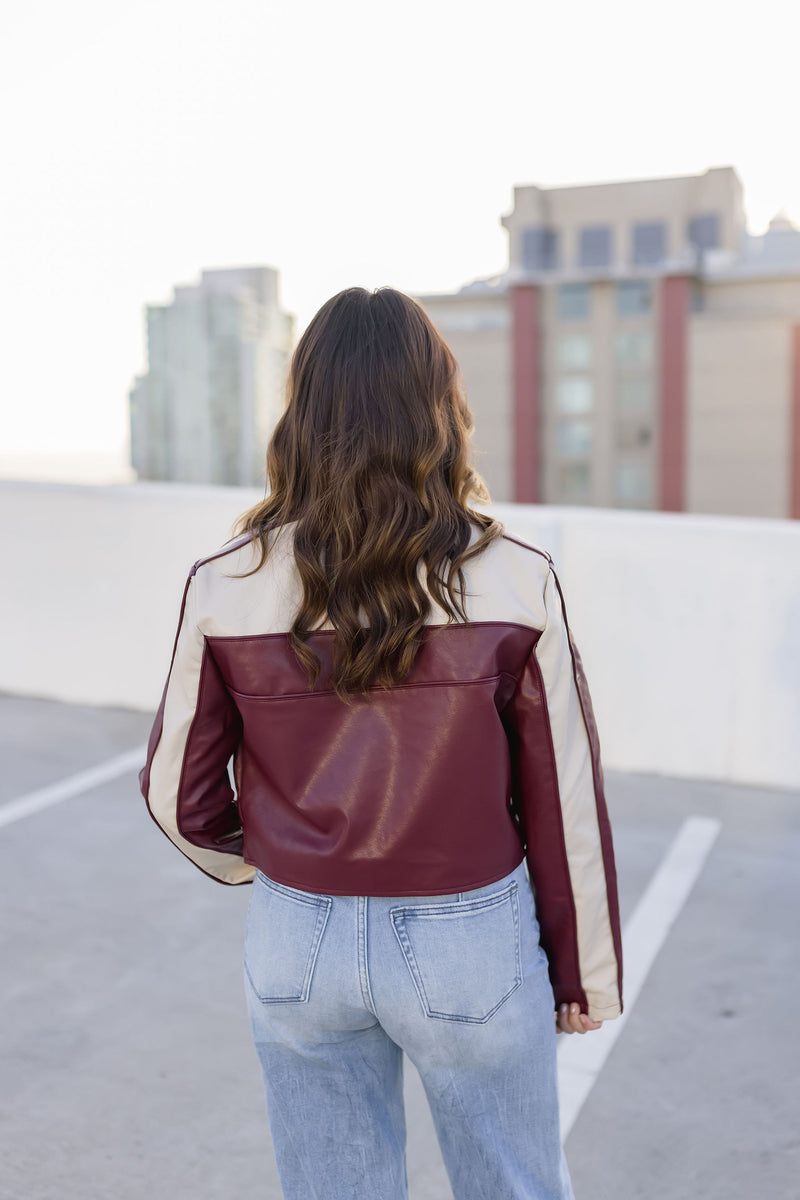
[301,900,332,1002]
[388,880,518,921]
[358,896,378,1016]
[390,914,430,1018]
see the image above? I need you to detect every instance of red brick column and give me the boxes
[658,275,690,512]
[791,324,800,519]
[512,284,542,502]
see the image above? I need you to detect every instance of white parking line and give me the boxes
[2,758,721,1149]
[0,745,148,829]
[557,815,722,1142]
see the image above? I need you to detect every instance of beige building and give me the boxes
[129,266,295,487]
[415,166,800,519]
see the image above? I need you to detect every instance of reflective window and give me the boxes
[579,225,612,268]
[615,330,653,366]
[616,377,653,411]
[614,461,651,503]
[632,221,666,265]
[556,377,593,414]
[522,227,560,270]
[616,280,652,316]
[557,283,591,320]
[688,213,720,251]
[616,422,653,450]
[556,418,593,456]
[557,334,592,369]
[431,306,511,333]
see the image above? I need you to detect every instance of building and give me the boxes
[415,166,800,519]
[129,266,295,487]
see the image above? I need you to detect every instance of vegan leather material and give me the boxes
[139,522,623,1021]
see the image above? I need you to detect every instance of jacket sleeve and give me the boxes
[504,562,623,1021]
[138,565,255,886]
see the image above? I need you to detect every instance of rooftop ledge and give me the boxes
[1,479,798,793]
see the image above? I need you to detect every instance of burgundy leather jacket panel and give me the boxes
[139,521,623,1020]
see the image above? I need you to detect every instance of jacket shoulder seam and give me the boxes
[190,531,256,576]
[500,532,553,565]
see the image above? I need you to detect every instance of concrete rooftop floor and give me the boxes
[1,691,798,1200]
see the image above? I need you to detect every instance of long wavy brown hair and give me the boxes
[229,285,504,702]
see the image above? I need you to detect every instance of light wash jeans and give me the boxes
[243,855,575,1200]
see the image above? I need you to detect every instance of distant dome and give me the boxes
[767,210,797,232]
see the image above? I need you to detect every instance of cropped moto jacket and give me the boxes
[139,520,623,1022]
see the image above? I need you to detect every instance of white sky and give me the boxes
[1,0,797,456]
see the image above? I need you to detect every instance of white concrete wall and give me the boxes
[2,481,798,792]
[490,501,800,793]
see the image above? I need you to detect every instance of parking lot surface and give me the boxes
[1,691,798,1200]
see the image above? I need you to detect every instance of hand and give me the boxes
[555,1002,603,1034]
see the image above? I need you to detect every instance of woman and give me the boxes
[139,285,623,1200]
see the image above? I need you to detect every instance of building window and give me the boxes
[616,280,652,317]
[688,213,720,251]
[556,377,593,414]
[615,330,653,366]
[558,462,592,501]
[579,225,612,268]
[430,305,511,333]
[614,460,651,504]
[557,334,592,370]
[522,227,560,271]
[632,221,666,265]
[556,417,593,456]
[557,283,591,320]
[616,422,653,450]
[616,377,653,411]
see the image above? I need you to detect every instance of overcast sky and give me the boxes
[1,0,796,458]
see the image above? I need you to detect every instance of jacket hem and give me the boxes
[244,853,527,898]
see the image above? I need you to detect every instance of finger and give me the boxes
[564,1002,582,1033]
[572,1009,603,1033]
[567,1003,588,1033]
[558,1004,580,1034]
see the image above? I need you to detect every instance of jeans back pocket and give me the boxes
[244,872,331,1004]
[390,881,522,1023]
